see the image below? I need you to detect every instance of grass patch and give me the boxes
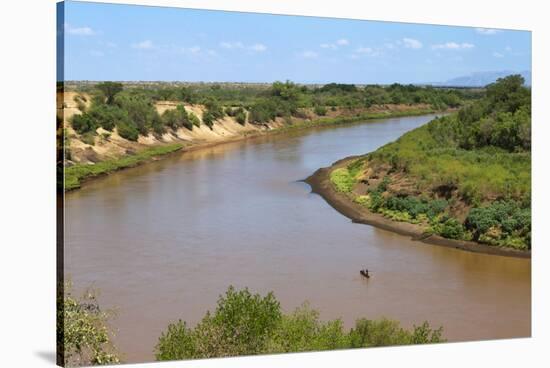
[64,143,183,191]
[330,168,356,193]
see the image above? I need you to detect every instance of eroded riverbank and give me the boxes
[63,106,439,191]
[304,157,531,258]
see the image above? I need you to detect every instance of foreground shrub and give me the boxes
[155,286,445,362]
[58,283,120,366]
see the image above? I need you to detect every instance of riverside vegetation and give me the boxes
[329,75,531,251]
[155,286,444,361]
[59,284,445,366]
[59,81,479,190]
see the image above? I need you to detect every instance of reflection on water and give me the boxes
[65,115,530,363]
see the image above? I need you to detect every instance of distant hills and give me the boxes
[432,70,531,87]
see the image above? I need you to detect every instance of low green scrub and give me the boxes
[329,159,368,193]
[64,144,183,190]
[466,200,530,249]
[330,168,356,193]
[59,283,120,366]
[385,196,448,219]
[155,286,444,361]
[314,105,328,116]
[162,105,194,130]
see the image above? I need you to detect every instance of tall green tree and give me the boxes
[96,82,124,104]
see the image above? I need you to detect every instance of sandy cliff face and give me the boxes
[57,91,435,165]
[57,92,275,164]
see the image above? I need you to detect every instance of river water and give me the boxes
[65,114,531,363]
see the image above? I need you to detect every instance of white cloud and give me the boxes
[403,38,423,49]
[220,41,244,49]
[132,40,154,49]
[220,41,266,52]
[320,39,350,50]
[300,50,318,59]
[476,28,500,35]
[65,23,95,36]
[493,52,504,58]
[250,43,267,52]
[188,46,201,54]
[432,42,475,50]
[355,46,373,54]
[351,46,382,59]
[336,38,349,46]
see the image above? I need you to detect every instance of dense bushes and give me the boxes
[202,98,225,129]
[161,105,196,130]
[385,196,448,219]
[59,284,120,366]
[224,106,247,125]
[465,200,531,249]
[69,80,472,140]
[347,75,531,249]
[155,286,444,361]
[430,75,531,152]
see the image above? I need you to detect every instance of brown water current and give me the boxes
[65,114,531,363]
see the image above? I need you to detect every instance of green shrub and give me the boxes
[59,283,120,366]
[189,112,200,128]
[96,81,123,104]
[438,218,465,240]
[202,111,214,129]
[155,286,445,362]
[71,113,96,134]
[234,107,247,125]
[156,286,282,359]
[385,196,448,219]
[314,105,327,116]
[162,105,193,130]
[116,121,139,141]
[465,200,530,248]
[266,303,348,353]
[155,321,196,361]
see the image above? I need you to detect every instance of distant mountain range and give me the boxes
[432,70,531,87]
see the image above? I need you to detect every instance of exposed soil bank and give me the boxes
[66,107,439,191]
[305,157,531,259]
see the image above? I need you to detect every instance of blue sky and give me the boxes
[61,1,531,84]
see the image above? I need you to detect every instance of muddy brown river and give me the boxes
[65,114,531,363]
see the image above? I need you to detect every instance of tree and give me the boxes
[96,82,123,104]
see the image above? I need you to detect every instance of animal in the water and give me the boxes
[360,269,370,278]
